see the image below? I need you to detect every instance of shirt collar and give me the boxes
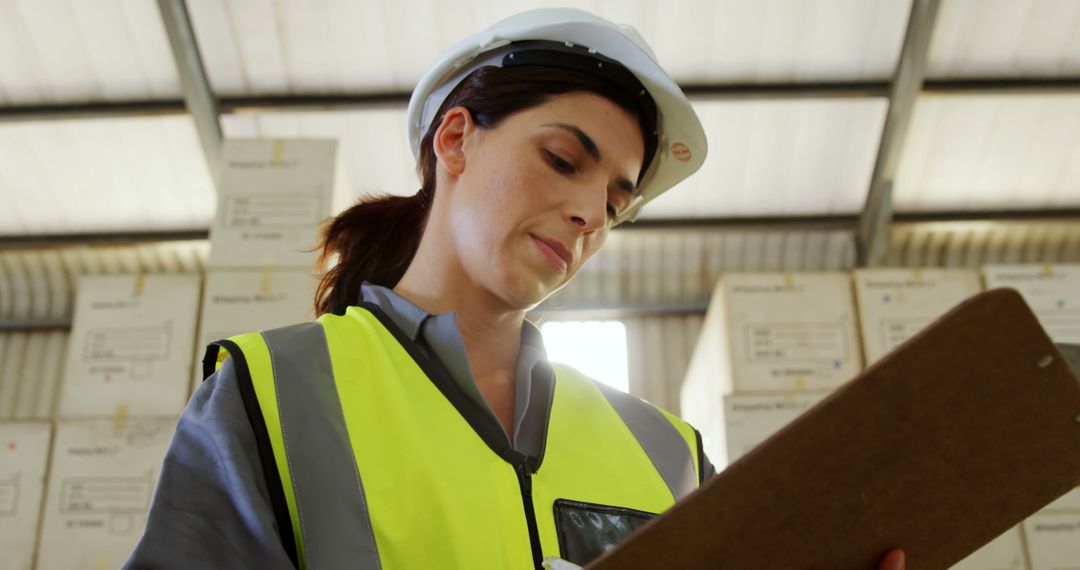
[359,282,431,341]
[358,281,548,357]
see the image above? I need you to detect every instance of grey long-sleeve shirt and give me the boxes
[125,283,714,568]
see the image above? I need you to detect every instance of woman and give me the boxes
[127,8,904,570]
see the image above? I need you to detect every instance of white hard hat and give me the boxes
[406,7,707,223]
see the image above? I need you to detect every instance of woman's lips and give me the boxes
[530,233,570,273]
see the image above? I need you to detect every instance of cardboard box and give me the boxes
[36,418,176,570]
[191,269,318,389]
[0,421,52,570]
[1023,511,1080,570]
[58,274,201,418]
[698,392,830,469]
[681,272,862,402]
[208,139,351,269]
[951,526,1027,569]
[854,269,983,364]
[983,264,1080,343]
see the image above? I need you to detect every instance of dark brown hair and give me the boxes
[313,65,651,316]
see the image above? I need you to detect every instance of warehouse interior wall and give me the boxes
[5,221,1080,417]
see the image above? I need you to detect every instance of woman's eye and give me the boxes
[606,203,618,218]
[545,150,575,174]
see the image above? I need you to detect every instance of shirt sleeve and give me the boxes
[700,450,718,480]
[123,358,295,569]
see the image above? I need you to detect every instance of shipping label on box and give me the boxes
[716,273,862,392]
[192,269,318,389]
[0,422,52,570]
[36,418,175,570]
[208,139,351,269]
[950,526,1027,570]
[716,391,830,467]
[1023,511,1080,570]
[58,274,201,418]
[983,264,1080,343]
[854,269,982,364]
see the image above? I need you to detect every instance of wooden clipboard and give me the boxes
[589,288,1080,570]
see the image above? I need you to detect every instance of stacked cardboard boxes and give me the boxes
[31,272,201,569]
[192,139,351,390]
[681,272,861,467]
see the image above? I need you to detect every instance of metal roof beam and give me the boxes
[6,78,1080,123]
[157,0,222,181]
[923,77,1080,95]
[1,210,1076,247]
[0,100,186,123]
[856,0,942,267]
[0,229,209,249]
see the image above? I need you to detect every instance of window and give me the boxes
[540,320,630,393]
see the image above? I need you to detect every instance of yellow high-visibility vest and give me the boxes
[205,303,702,569]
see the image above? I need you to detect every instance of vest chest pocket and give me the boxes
[553,499,658,566]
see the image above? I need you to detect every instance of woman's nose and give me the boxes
[567,210,604,232]
[565,189,607,232]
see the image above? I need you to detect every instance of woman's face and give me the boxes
[437,91,644,309]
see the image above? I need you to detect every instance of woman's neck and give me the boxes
[393,244,525,377]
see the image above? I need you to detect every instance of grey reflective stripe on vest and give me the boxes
[261,323,382,569]
[593,381,697,501]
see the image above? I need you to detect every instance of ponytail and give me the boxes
[314,188,431,316]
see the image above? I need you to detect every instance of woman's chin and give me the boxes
[495,273,562,310]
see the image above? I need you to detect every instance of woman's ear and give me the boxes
[432,106,473,176]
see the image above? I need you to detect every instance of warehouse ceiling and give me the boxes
[0,0,1078,239]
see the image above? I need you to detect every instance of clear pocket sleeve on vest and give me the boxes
[553,499,658,565]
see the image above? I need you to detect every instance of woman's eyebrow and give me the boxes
[543,122,601,162]
[543,122,638,196]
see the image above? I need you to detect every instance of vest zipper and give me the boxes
[516,462,544,570]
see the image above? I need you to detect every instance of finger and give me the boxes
[877,548,905,570]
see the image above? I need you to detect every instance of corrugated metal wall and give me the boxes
[8,224,1076,419]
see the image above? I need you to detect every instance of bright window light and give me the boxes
[541,321,629,393]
